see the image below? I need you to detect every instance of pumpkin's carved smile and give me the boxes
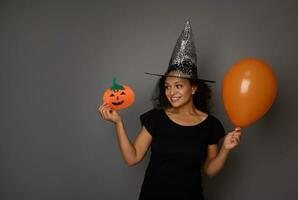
[112,100,124,105]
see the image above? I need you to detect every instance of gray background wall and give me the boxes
[1,0,298,199]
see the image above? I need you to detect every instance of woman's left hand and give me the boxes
[223,127,242,150]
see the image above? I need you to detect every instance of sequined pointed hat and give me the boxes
[145,20,215,83]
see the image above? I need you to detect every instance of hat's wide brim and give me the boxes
[144,72,216,83]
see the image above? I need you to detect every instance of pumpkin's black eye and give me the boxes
[120,91,126,95]
[110,94,115,97]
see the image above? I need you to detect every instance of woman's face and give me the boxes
[164,73,197,108]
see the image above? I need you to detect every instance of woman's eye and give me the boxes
[165,86,169,90]
[176,84,182,89]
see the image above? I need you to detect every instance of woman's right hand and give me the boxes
[98,103,122,124]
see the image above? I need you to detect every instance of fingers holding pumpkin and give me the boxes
[98,103,111,120]
[97,103,106,115]
[98,103,121,123]
[97,103,105,114]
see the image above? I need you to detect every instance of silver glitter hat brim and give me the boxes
[144,72,216,83]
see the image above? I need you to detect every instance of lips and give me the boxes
[169,97,181,102]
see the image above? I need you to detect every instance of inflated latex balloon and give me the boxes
[103,78,135,110]
[222,58,277,128]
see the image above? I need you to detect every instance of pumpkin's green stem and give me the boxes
[111,77,124,91]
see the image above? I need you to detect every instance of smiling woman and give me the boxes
[103,78,135,110]
[98,20,242,200]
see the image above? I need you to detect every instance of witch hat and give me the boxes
[145,20,215,83]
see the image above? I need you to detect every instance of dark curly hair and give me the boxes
[151,76,212,113]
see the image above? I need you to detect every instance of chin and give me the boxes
[168,98,192,109]
[169,101,184,108]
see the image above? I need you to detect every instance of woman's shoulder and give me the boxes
[205,114,226,133]
[207,114,220,121]
[206,114,223,124]
[140,108,164,136]
[139,108,163,133]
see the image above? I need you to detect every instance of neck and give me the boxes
[169,100,197,114]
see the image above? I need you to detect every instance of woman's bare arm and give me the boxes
[203,128,241,177]
[98,103,152,166]
[115,121,152,166]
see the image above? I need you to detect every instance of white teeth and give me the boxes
[170,97,180,101]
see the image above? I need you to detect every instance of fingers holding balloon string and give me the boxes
[230,136,239,146]
[235,127,241,132]
[233,134,241,144]
[234,128,242,137]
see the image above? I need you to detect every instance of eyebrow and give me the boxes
[165,81,183,84]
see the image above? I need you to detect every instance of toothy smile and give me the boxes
[169,97,181,102]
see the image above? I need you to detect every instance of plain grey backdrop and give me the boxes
[1,0,298,199]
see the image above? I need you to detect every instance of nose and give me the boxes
[168,87,176,96]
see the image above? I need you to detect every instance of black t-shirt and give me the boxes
[138,108,225,200]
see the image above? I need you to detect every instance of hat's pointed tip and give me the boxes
[183,20,192,32]
[185,20,191,26]
[145,20,214,83]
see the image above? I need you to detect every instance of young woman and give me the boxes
[98,21,241,199]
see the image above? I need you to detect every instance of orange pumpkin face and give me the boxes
[103,78,135,110]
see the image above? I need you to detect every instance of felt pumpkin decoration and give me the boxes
[103,78,135,110]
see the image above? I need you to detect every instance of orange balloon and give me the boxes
[222,58,277,128]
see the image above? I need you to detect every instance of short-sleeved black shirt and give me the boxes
[138,109,225,200]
